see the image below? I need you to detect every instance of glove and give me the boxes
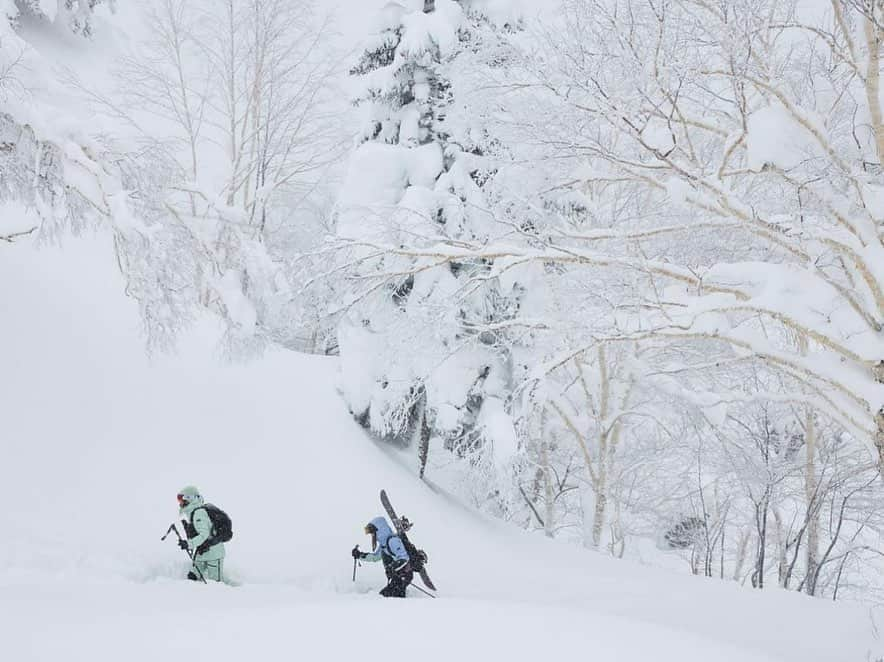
[178,539,190,551]
[352,546,365,560]
[196,541,211,556]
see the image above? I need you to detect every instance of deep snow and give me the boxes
[0,228,879,661]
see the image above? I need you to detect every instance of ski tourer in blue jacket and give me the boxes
[353,516,413,597]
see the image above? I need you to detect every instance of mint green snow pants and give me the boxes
[189,559,223,582]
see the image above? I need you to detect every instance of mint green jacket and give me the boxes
[180,496,226,562]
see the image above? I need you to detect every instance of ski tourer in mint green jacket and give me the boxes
[178,487,225,563]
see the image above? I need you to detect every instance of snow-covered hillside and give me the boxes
[0,234,877,662]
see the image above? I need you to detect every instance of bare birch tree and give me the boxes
[485,0,884,470]
[66,0,344,351]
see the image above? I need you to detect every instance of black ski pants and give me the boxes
[380,562,413,598]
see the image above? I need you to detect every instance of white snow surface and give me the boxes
[746,103,816,172]
[0,239,877,658]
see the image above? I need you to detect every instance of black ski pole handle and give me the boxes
[161,523,183,542]
[351,545,362,582]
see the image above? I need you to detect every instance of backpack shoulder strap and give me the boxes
[190,505,211,527]
[191,506,220,546]
[385,534,403,557]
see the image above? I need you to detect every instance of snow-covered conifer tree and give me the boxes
[11,0,114,36]
[337,0,526,496]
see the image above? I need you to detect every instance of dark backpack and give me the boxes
[192,503,233,543]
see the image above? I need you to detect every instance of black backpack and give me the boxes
[192,503,233,543]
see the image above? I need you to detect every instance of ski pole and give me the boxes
[352,545,361,582]
[408,582,436,599]
[160,523,181,542]
[162,523,207,584]
[186,548,207,584]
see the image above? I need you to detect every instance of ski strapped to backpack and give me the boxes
[380,489,436,591]
[186,503,233,551]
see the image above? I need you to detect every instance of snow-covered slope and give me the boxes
[0,232,877,661]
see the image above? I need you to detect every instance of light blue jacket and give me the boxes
[364,517,409,563]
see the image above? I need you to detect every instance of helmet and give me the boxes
[177,485,201,507]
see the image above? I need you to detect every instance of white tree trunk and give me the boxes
[804,407,819,593]
[540,408,555,538]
